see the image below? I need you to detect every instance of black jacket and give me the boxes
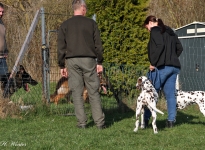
[57,15,103,68]
[148,26,183,68]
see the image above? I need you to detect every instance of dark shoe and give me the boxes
[145,120,149,128]
[97,125,106,129]
[77,125,86,129]
[166,120,175,128]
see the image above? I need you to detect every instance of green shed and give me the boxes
[175,22,205,91]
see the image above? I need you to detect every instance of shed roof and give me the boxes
[175,22,205,38]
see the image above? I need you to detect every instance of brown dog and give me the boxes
[50,73,107,105]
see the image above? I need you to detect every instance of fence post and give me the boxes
[41,7,50,103]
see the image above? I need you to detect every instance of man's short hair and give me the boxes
[0,3,4,8]
[72,0,86,10]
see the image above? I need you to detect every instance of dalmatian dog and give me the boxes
[176,90,205,116]
[133,76,164,134]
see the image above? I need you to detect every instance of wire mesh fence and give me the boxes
[1,10,43,108]
[47,30,147,115]
[47,31,120,115]
[1,6,144,117]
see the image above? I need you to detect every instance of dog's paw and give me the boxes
[140,126,145,129]
[140,123,145,129]
[133,128,138,132]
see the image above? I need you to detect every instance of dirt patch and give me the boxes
[0,96,20,119]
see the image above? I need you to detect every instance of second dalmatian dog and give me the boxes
[176,90,205,116]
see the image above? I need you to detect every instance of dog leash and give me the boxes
[146,67,161,91]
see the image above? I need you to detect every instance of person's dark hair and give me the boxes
[143,15,166,33]
[0,3,4,8]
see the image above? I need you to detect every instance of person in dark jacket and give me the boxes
[0,3,8,79]
[0,3,9,87]
[57,0,105,129]
[143,15,183,128]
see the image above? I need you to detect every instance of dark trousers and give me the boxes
[0,58,8,75]
[66,58,105,127]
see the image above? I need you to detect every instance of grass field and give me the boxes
[0,99,205,150]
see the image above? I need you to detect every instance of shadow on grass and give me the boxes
[87,102,135,128]
[156,110,205,130]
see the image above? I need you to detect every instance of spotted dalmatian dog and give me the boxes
[133,76,164,134]
[176,90,205,116]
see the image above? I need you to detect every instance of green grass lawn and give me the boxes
[0,102,205,150]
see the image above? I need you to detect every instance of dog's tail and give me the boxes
[148,103,164,115]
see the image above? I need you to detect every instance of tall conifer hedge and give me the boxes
[86,0,150,106]
[86,0,149,69]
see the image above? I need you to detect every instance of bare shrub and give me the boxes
[2,0,73,80]
[148,0,205,28]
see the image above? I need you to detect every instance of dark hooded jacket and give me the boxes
[148,26,183,68]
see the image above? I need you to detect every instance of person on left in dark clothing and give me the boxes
[0,3,9,84]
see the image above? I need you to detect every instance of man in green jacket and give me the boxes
[57,0,105,129]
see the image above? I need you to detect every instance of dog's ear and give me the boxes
[136,78,142,90]
[18,65,26,74]
[19,65,25,71]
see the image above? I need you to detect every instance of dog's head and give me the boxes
[15,65,38,91]
[136,76,149,90]
[136,76,155,91]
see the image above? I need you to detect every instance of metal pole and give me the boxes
[41,8,46,45]
[41,7,50,102]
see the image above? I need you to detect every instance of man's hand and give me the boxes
[60,68,68,77]
[97,65,103,74]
